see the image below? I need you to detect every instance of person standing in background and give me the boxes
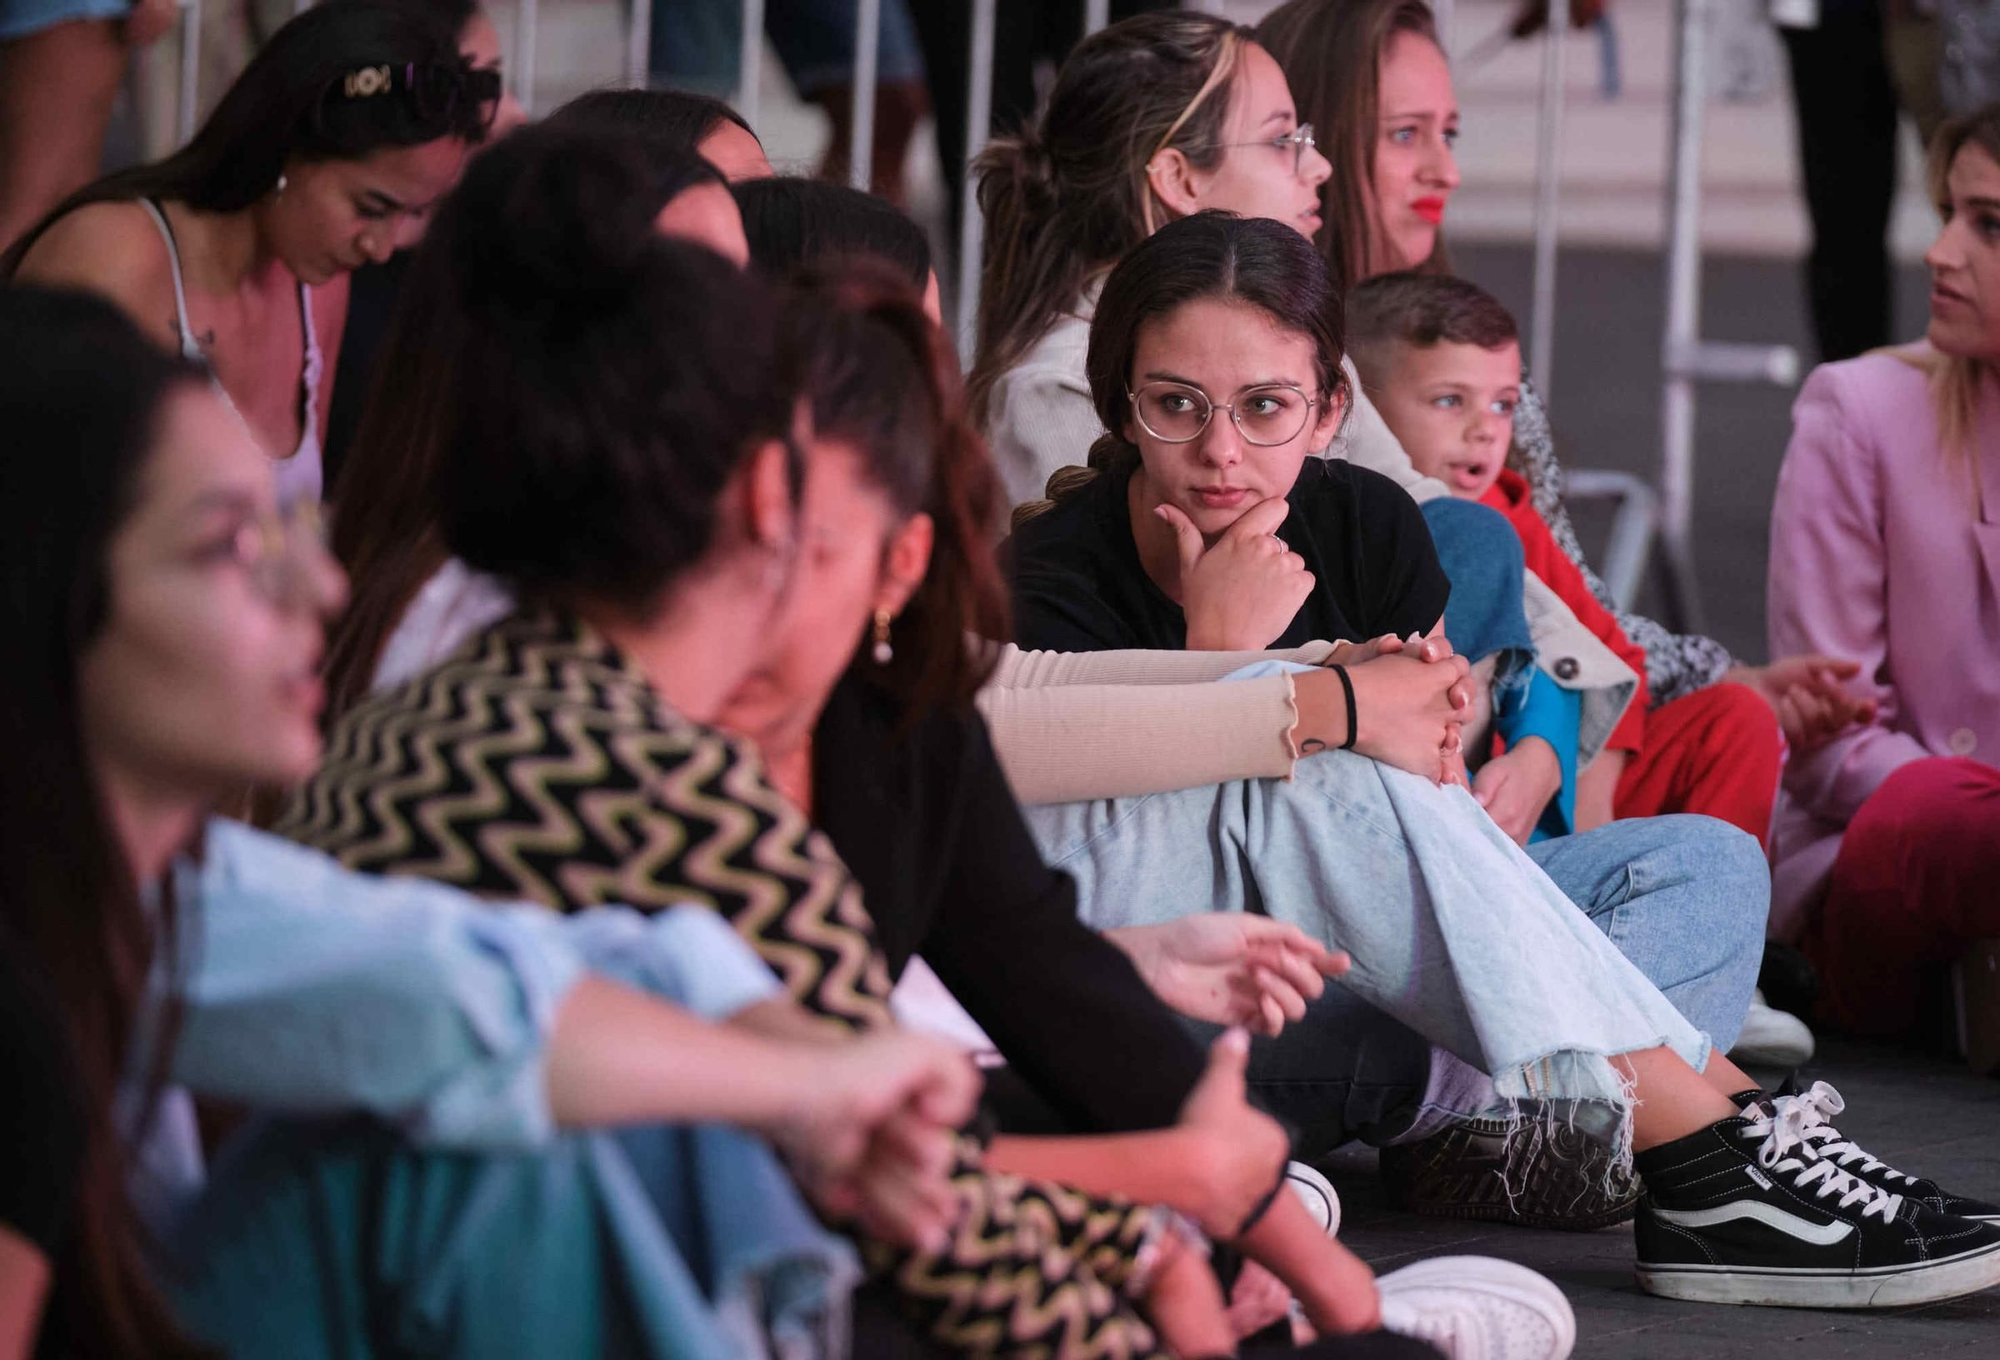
[1775,0,1938,363]
[0,0,177,252]
[907,0,1176,240]
[648,0,928,204]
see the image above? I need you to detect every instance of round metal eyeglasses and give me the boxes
[1127,381,1321,446]
[230,500,329,604]
[1199,123,1318,175]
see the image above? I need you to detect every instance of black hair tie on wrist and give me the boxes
[1233,1172,1289,1239]
[1330,663,1358,751]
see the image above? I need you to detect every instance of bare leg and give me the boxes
[1615,1047,1742,1151]
[810,81,930,208]
[0,18,128,253]
[1702,1051,1759,1099]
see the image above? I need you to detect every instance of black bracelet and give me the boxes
[1329,663,1358,750]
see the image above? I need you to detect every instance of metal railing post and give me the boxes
[1658,0,1709,631]
[849,0,881,191]
[177,0,202,144]
[623,0,652,88]
[515,0,539,113]
[957,0,996,366]
[1657,0,1799,632]
[735,0,764,125]
[1528,0,1568,397]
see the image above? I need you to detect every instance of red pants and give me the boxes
[1613,683,1783,844]
[1803,756,2000,1038]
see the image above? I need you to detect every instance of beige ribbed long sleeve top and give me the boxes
[975,641,1341,804]
[369,562,1346,809]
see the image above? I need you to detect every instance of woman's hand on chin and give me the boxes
[1158,497,1315,651]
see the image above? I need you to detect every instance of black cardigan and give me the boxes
[813,672,1210,1135]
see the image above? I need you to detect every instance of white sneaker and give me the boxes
[1376,1256,1576,1360]
[1285,1161,1341,1237]
[1730,989,1815,1068]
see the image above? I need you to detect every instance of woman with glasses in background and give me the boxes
[969,9,1330,511]
[3,0,500,508]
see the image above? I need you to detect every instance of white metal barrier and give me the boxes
[955,0,997,365]
[517,0,540,112]
[848,0,881,190]
[735,0,765,124]
[1564,469,1656,611]
[176,0,202,143]
[1527,0,1567,395]
[1657,0,1799,630]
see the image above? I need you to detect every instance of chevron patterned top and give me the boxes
[280,609,892,1032]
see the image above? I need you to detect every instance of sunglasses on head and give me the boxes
[315,59,503,135]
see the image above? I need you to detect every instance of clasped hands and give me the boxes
[1159,495,1473,785]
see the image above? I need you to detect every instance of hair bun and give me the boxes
[975,132,1061,221]
[446,129,663,324]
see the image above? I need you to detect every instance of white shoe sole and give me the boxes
[1286,1161,1341,1237]
[1637,1237,2000,1309]
[1378,1255,1577,1360]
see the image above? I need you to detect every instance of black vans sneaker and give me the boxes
[1635,1105,2000,1308]
[1732,1081,2000,1223]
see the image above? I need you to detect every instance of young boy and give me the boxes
[1347,272,1781,843]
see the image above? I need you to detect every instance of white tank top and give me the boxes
[139,198,324,506]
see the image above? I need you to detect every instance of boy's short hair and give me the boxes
[1346,270,1520,355]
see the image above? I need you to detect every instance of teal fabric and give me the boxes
[0,0,127,42]
[1510,668,1581,842]
[167,1118,857,1360]
[148,821,857,1358]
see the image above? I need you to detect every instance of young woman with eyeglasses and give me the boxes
[1005,208,2000,1316]
[3,0,501,508]
[969,9,1331,511]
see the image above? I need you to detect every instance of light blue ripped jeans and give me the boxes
[158,822,859,1360]
[1022,743,1768,1151]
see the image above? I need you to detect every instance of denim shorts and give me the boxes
[650,0,926,96]
[0,0,128,42]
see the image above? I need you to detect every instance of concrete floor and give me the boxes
[1324,1037,2000,1358]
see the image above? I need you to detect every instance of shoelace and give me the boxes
[1777,1081,1918,1185]
[1741,1102,1905,1224]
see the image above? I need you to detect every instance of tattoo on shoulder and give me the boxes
[1299,738,1327,755]
[169,315,215,349]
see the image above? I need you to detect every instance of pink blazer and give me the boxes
[1766,348,2000,941]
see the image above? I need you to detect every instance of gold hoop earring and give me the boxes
[872,608,894,665]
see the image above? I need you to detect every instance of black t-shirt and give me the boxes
[811,673,1208,1135]
[1006,455,1451,654]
